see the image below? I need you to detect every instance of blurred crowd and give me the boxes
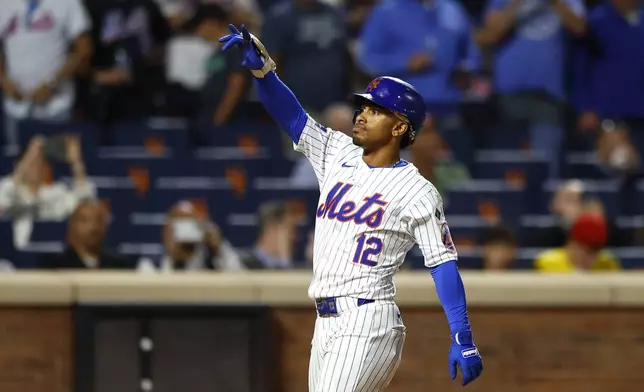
[1,0,643,273]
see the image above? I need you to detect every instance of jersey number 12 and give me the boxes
[353,234,383,267]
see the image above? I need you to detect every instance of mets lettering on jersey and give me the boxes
[294,115,457,301]
[316,182,387,228]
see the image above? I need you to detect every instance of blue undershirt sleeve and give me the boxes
[430,260,471,335]
[254,71,308,144]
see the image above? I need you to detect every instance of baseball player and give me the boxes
[220,25,483,391]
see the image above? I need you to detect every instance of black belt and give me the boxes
[315,297,375,317]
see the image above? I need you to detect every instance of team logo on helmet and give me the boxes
[366,78,382,92]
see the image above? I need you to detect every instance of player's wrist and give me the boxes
[452,330,474,346]
[248,35,276,78]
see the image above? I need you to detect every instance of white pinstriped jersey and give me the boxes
[295,115,458,300]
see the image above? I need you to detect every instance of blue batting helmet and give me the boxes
[352,76,426,146]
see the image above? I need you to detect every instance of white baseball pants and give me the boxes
[308,298,406,392]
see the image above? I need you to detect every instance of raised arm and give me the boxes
[477,0,521,46]
[219,24,350,184]
[219,25,307,140]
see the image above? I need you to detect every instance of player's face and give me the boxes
[352,104,407,150]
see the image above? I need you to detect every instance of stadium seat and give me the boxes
[444,180,527,220]
[566,153,609,179]
[474,150,549,184]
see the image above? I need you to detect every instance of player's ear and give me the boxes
[392,121,408,138]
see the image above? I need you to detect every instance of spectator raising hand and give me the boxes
[63,134,89,187]
[10,136,46,188]
[478,0,587,179]
[0,134,96,249]
[65,134,82,163]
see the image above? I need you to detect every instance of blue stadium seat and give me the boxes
[480,126,528,150]
[222,224,258,249]
[566,153,609,179]
[0,152,13,176]
[613,248,644,269]
[152,177,243,223]
[0,219,65,268]
[194,147,294,177]
[123,213,165,244]
[85,176,155,216]
[520,215,558,243]
[17,120,98,152]
[86,149,180,177]
[0,220,17,266]
[474,150,549,184]
[29,220,67,244]
[406,246,482,269]
[248,178,321,219]
[108,121,190,151]
[446,215,504,247]
[201,122,286,155]
[444,180,527,220]
[85,146,294,179]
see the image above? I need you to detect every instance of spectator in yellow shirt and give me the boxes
[535,213,620,272]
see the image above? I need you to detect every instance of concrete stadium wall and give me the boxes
[0,272,642,392]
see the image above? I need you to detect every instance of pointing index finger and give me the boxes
[228,24,240,35]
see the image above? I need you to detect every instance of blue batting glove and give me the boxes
[218,24,266,71]
[449,331,483,386]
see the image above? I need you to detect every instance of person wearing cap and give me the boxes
[534,213,621,272]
